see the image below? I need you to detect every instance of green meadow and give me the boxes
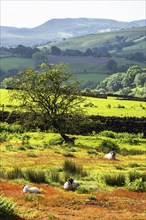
[0,57,35,71]
[1,89,145,117]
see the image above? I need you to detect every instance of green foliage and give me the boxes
[97,139,119,153]
[96,65,146,97]
[0,122,23,133]
[63,159,87,177]
[99,130,116,138]
[48,169,61,183]
[76,186,90,194]
[48,214,58,219]
[21,134,31,145]
[27,152,38,158]
[25,169,47,183]
[24,194,38,202]
[0,194,16,216]
[0,132,8,142]
[128,171,146,182]
[48,136,64,145]
[127,178,146,192]
[7,167,24,180]
[101,173,126,186]
[5,144,14,151]
[7,63,85,142]
[128,162,140,168]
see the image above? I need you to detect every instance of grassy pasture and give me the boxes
[1,89,146,117]
[0,57,35,71]
[0,129,146,220]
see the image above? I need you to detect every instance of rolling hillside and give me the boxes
[41,26,146,53]
[1,18,146,47]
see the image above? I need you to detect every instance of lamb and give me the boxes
[64,178,80,190]
[104,151,116,160]
[23,184,40,193]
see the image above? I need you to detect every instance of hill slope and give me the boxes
[42,26,146,52]
[1,18,146,47]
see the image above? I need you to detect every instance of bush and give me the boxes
[0,194,16,216]
[128,162,140,168]
[63,159,87,177]
[0,170,6,179]
[97,139,119,153]
[49,136,64,145]
[49,169,60,183]
[0,132,8,142]
[27,152,38,157]
[128,171,146,182]
[99,130,116,138]
[7,167,24,180]
[21,134,31,145]
[127,178,146,192]
[76,186,90,194]
[25,169,47,183]
[102,173,126,186]
[0,122,23,133]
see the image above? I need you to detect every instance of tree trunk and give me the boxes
[60,133,76,146]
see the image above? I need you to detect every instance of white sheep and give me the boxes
[104,151,116,160]
[64,178,80,190]
[23,184,40,193]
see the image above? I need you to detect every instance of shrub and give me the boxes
[127,178,146,192]
[87,150,97,157]
[7,167,24,180]
[63,159,87,177]
[49,169,60,183]
[102,173,126,186]
[128,162,140,168]
[97,139,119,153]
[49,136,64,145]
[48,214,58,219]
[76,186,90,194]
[21,134,31,145]
[25,169,47,183]
[99,130,116,138]
[0,122,23,133]
[63,152,75,157]
[0,170,6,179]
[27,152,38,158]
[5,144,15,152]
[0,194,16,216]
[24,194,38,201]
[0,132,8,142]
[128,171,146,182]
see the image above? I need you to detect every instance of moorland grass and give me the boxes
[0,194,16,217]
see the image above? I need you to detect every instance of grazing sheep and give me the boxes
[23,184,40,193]
[104,151,116,160]
[64,178,80,190]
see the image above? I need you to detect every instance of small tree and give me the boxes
[9,63,85,144]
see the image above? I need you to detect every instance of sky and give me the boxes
[1,0,146,28]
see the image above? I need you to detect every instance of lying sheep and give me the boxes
[23,184,40,193]
[64,178,80,190]
[104,151,116,160]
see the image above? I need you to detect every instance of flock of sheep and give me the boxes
[23,151,116,193]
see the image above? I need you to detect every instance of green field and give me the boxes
[1,89,145,117]
[0,57,35,71]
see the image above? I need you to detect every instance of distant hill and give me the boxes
[1,18,146,47]
[42,26,146,53]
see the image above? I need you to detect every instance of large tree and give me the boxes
[8,62,85,144]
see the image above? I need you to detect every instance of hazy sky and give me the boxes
[1,0,146,28]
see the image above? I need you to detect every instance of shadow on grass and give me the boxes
[0,216,25,220]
